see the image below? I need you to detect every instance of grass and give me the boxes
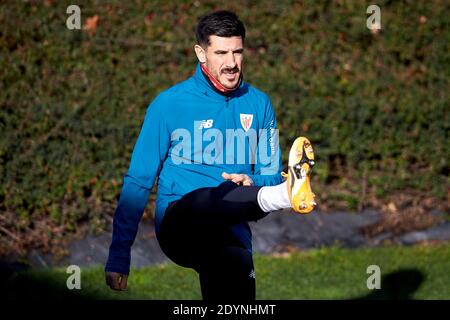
[4,245,450,300]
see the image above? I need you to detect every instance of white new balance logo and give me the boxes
[249,269,256,279]
[198,119,214,129]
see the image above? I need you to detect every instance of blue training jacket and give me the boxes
[105,63,283,275]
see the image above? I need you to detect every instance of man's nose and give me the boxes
[225,52,236,68]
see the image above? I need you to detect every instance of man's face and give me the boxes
[196,35,244,89]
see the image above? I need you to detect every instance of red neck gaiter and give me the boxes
[200,63,242,94]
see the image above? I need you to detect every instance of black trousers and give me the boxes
[157,181,267,301]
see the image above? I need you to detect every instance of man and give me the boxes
[105,10,316,300]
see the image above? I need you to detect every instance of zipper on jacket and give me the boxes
[225,96,229,168]
[225,95,237,172]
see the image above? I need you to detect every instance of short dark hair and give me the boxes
[196,10,246,47]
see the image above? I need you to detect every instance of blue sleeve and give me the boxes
[248,97,283,186]
[104,179,150,275]
[105,97,170,275]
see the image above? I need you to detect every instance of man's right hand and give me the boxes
[105,271,128,291]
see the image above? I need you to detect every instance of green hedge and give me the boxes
[0,0,448,256]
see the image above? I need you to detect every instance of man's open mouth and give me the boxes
[222,70,239,80]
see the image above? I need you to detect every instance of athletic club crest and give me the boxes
[240,113,253,132]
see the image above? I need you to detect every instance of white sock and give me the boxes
[257,181,291,213]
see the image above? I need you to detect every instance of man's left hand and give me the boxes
[222,172,254,186]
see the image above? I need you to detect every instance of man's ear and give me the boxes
[194,44,206,63]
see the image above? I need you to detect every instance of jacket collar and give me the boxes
[193,62,246,100]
